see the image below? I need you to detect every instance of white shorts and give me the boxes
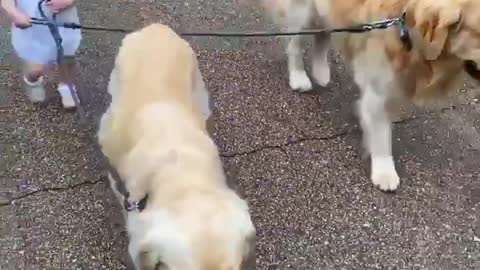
[11,0,82,65]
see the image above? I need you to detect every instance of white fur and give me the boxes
[370,156,400,191]
[127,210,195,270]
[191,67,212,119]
[97,68,118,149]
[314,0,330,18]
[352,43,400,191]
[99,24,255,269]
[282,0,330,91]
[312,34,331,87]
[289,68,313,91]
[286,32,312,91]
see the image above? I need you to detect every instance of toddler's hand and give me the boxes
[10,12,31,29]
[46,0,75,13]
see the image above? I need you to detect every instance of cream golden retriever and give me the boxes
[262,0,480,191]
[97,23,255,270]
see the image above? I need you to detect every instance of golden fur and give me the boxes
[264,0,480,100]
[97,23,255,270]
[313,0,480,102]
[261,0,480,191]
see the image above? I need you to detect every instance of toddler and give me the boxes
[1,0,82,108]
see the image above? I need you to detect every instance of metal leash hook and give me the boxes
[398,12,412,51]
[353,14,412,51]
[37,0,87,124]
[123,192,149,212]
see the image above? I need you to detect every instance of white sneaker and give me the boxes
[57,83,79,109]
[24,76,46,103]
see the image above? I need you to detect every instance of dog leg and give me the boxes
[286,35,312,91]
[358,87,400,191]
[312,33,331,87]
[285,1,313,92]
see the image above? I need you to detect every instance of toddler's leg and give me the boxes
[56,56,80,109]
[23,62,46,103]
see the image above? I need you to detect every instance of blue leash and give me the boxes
[37,0,86,124]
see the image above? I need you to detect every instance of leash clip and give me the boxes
[123,194,148,212]
[398,12,412,51]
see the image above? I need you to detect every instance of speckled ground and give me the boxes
[1,0,479,269]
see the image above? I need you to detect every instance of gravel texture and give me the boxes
[1,0,479,269]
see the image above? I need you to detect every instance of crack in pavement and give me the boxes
[0,112,427,208]
[218,113,429,159]
[0,114,424,207]
[220,129,349,158]
[0,177,106,207]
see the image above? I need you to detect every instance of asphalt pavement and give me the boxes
[0,0,479,269]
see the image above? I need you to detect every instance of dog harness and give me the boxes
[107,162,149,212]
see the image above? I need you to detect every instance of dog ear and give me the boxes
[407,5,462,60]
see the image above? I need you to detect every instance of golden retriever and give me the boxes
[262,0,480,191]
[97,23,256,270]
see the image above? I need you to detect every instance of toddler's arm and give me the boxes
[1,0,31,28]
[46,0,77,13]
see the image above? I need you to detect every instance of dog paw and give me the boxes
[371,171,400,191]
[312,60,330,87]
[289,70,313,92]
[371,156,400,191]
